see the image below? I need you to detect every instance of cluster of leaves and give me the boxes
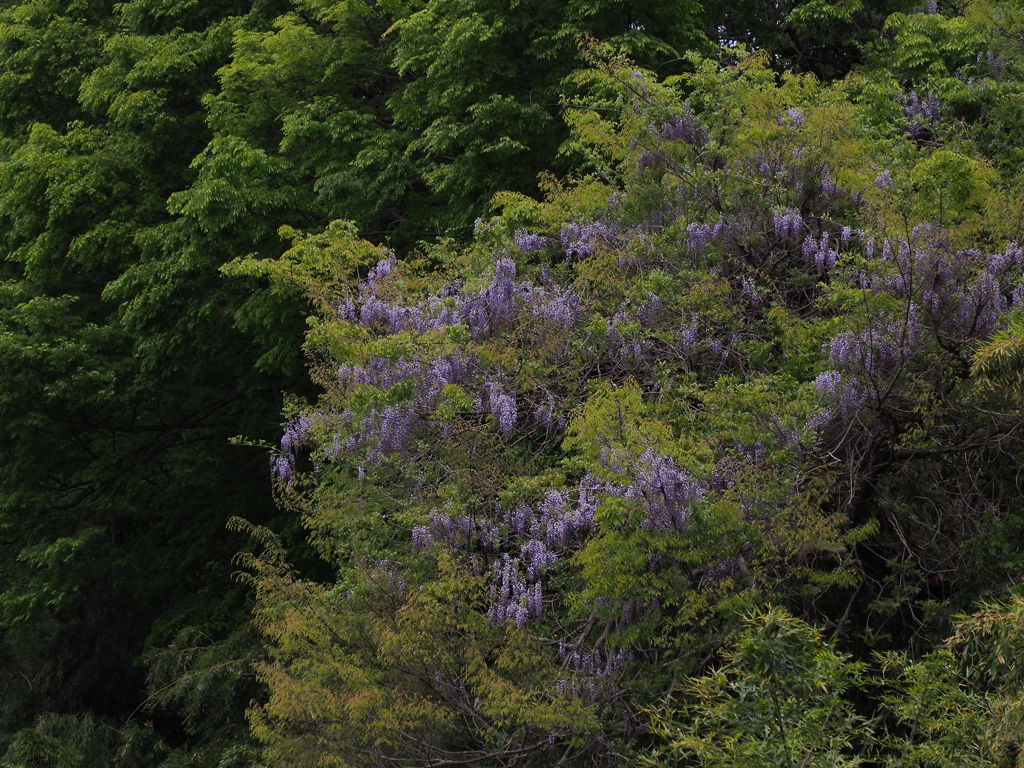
[645,601,1024,767]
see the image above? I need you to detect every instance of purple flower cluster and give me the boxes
[976,50,1008,84]
[814,303,924,427]
[813,370,864,425]
[516,281,581,330]
[782,107,805,128]
[741,277,761,308]
[505,482,600,549]
[338,252,582,342]
[634,293,663,327]
[809,231,1024,435]
[290,251,589,471]
[412,509,501,552]
[621,451,706,534]
[859,233,1022,341]
[595,449,707,533]
[482,480,604,627]
[899,91,941,140]
[560,220,619,260]
[655,104,709,148]
[826,310,921,374]
[280,413,315,453]
[364,405,416,458]
[333,353,479,463]
[271,413,320,486]
[410,476,602,631]
[636,149,668,172]
[270,454,296,486]
[678,313,700,353]
[459,255,517,337]
[773,208,803,241]
[556,646,633,704]
[802,232,839,273]
[515,230,549,253]
[598,294,668,366]
[687,220,729,256]
[489,554,542,627]
[482,380,518,433]
[604,320,652,365]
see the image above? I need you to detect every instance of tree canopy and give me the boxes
[8,0,1024,766]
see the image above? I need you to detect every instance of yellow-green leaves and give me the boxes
[910,150,994,225]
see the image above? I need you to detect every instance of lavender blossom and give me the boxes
[488,554,534,627]
[899,91,941,139]
[741,277,761,308]
[270,454,295,486]
[560,220,617,260]
[977,50,1008,83]
[772,208,803,240]
[365,253,396,284]
[687,220,727,255]
[519,283,581,330]
[483,380,518,434]
[802,232,839,273]
[634,293,662,326]
[280,413,315,452]
[636,149,667,172]
[679,314,699,352]
[611,451,706,534]
[515,230,549,253]
[657,103,709,147]
[533,393,559,429]
[814,370,863,423]
[521,538,557,580]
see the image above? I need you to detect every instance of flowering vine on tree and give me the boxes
[244,46,1024,767]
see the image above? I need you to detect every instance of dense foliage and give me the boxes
[6,0,1024,766]
[238,31,1024,762]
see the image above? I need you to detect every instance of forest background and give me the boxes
[4,0,1024,765]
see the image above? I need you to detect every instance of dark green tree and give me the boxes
[0,0,294,761]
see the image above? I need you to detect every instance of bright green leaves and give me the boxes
[205,14,335,144]
[224,220,383,371]
[645,608,870,768]
[643,606,1024,768]
[228,220,383,294]
[909,149,994,225]
[971,309,1024,395]
[80,18,240,134]
[564,380,673,478]
[170,136,299,235]
[872,11,986,88]
[0,122,130,285]
[645,602,1024,767]
[786,0,865,28]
